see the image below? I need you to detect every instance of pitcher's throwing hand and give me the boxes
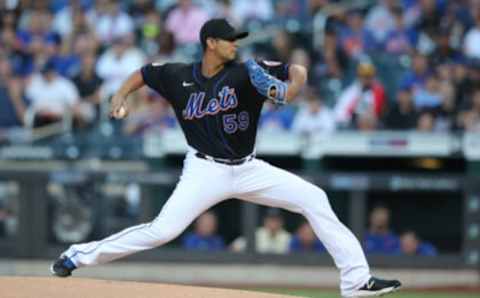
[110,94,128,119]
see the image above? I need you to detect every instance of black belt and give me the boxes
[195,152,255,165]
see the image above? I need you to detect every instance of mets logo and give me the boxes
[183,86,238,120]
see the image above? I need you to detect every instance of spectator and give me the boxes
[91,0,134,45]
[0,55,26,128]
[334,62,386,130]
[165,0,209,47]
[320,14,350,81]
[291,88,335,135]
[73,53,103,125]
[458,88,480,131]
[194,0,224,19]
[411,0,445,55]
[74,53,103,106]
[72,31,100,58]
[139,11,162,58]
[364,205,400,255]
[151,30,188,64]
[258,102,296,132]
[25,59,80,127]
[451,0,476,35]
[269,30,294,63]
[272,0,310,27]
[289,221,325,253]
[0,199,17,238]
[400,52,430,92]
[412,74,443,110]
[16,9,55,48]
[0,10,19,53]
[365,0,397,46]
[15,9,58,76]
[127,0,156,24]
[96,36,145,98]
[399,231,437,256]
[51,0,91,38]
[45,34,81,78]
[252,208,291,254]
[182,211,225,251]
[434,63,456,131]
[384,87,418,130]
[230,208,291,254]
[231,0,274,26]
[401,0,423,28]
[337,9,376,60]
[310,0,335,48]
[310,12,350,103]
[454,59,480,111]
[463,7,480,59]
[430,27,463,67]
[384,6,416,55]
[416,111,436,132]
[208,0,238,24]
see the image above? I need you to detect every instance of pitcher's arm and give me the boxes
[110,70,145,119]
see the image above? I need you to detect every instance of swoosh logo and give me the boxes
[182,81,194,87]
[367,280,375,289]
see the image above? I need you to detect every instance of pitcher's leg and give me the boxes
[236,160,370,296]
[62,154,232,268]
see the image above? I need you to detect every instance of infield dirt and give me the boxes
[0,277,298,298]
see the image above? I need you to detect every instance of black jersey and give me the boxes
[140,60,289,159]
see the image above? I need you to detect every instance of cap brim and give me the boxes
[224,31,249,41]
[234,31,249,40]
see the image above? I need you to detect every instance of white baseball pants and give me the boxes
[63,148,370,296]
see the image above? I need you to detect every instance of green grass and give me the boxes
[251,288,479,298]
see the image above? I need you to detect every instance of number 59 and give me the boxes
[223,111,249,134]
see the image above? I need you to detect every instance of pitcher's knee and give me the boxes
[301,187,330,213]
[301,186,329,207]
[316,188,329,201]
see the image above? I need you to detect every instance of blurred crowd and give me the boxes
[2,0,480,138]
[181,207,437,256]
[0,197,438,256]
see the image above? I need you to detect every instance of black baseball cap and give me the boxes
[200,18,248,49]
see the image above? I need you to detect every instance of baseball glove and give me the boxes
[245,59,288,105]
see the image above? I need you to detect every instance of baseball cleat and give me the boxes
[345,277,402,297]
[50,256,76,277]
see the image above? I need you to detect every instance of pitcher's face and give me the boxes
[210,38,238,62]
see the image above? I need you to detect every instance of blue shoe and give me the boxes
[50,256,76,277]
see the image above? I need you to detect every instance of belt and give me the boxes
[195,152,255,165]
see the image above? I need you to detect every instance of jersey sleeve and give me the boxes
[258,60,290,81]
[140,62,169,97]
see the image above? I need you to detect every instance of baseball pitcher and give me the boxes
[51,18,401,298]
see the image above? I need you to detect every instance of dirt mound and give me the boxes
[0,277,298,298]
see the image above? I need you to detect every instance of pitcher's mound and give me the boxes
[0,277,298,298]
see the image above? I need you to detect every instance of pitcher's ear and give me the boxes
[206,38,216,50]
